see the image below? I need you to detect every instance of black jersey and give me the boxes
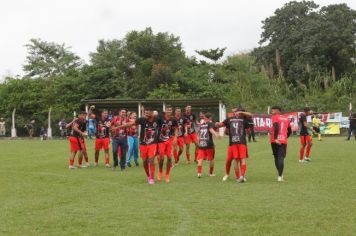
[136,117,163,145]
[198,121,215,149]
[223,116,249,145]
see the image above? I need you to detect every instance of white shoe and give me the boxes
[209,174,216,177]
[68,165,77,169]
[244,177,247,182]
[80,164,87,168]
[277,176,284,182]
[86,162,90,167]
[105,163,111,168]
[299,160,305,163]
[222,174,229,181]
[197,173,202,178]
[304,157,311,162]
[238,176,245,183]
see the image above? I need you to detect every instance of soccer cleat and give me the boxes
[127,162,132,167]
[157,172,162,181]
[68,165,76,169]
[112,166,117,171]
[148,178,155,185]
[304,157,311,162]
[277,176,284,182]
[80,164,87,168]
[222,175,229,181]
[238,176,245,183]
[209,174,216,177]
[299,160,305,163]
[186,160,191,164]
[105,163,111,168]
[94,162,99,167]
[165,175,170,183]
[244,176,247,182]
[197,173,202,178]
[86,162,90,167]
[135,162,139,167]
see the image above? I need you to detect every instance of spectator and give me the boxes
[58,118,68,138]
[40,126,47,141]
[0,118,5,136]
[88,114,96,139]
[346,112,356,141]
[24,120,35,138]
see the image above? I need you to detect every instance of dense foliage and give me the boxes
[0,1,355,136]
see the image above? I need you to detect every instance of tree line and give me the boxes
[0,1,355,136]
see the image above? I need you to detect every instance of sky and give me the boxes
[0,0,355,79]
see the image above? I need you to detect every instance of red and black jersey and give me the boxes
[158,115,178,142]
[299,113,309,136]
[175,116,187,137]
[111,116,128,139]
[198,121,215,149]
[95,115,110,139]
[136,117,163,145]
[184,112,196,134]
[70,118,86,138]
[270,114,291,144]
[222,116,249,145]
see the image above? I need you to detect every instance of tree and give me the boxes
[253,1,356,84]
[195,48,226,63]
[23,38,82,78]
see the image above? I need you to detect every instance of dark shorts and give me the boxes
[313,126,320,133]
[271,143,287,158]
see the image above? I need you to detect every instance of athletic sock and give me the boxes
[306,146,311,158]
[95,156,99,163]
[299,147,304,160]
[235,169,240,179]
[194,150,198,161]
[159,158,163,173]
[197,165,202,174]
[173,150,178,163]
[241,163,246,177]
[186,153,190,161]
[166,161,171,175]
[78,157,83,165]
[105,157,109,164]
[318,134,321,140]
[69,159,74,166]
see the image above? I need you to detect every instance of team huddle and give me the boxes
[66,104,315,184]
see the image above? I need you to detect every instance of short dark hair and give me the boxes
[175,107,181,111]
[271,106,282,112]
[120,108,127,112]
[304,107,310,112]
[237,107,245,112]
[165,105,172,109]
[145,107,153,111]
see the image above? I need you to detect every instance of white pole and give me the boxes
[47,107,52,139]
[138,102,142,117]
[219,101,224,136]
[11,109,17,138]
[162,101,166,112]
[350,103,352,112]
[267,106,270,136]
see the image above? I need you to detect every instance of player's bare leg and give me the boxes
[104,150,110,167]
[194,143,198,164]
[165,156,172,182]
[304,141,313,161]
[233,159,241,180]
[209,159,215,176]
[185,143,191,164]
[69,151,77,169]
[158,156,164,181]
[94,150,100,166]
[223,158,233,181]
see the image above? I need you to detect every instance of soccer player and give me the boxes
[196,112,220,178]
[157,105,178,183]
[346,112,356,141]
[110,109,128,171]
[184,105,198,164]
[0,118,6,136]
[299,107,313,162]
[247,117,256,142]
[118,107,163,185]
[127,111,139,167]
[312,113,322,141]
[68,111,88,169]
[90,108,111,167]
[173,107,187,164]
[270,106,292,182]
[216,107,252,183]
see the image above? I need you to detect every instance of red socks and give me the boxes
[186,153,190,161]
[241,164,246,177]
[306,145,311,157]
[105,157,110,164]
[69,159,74,166]
[235,169,240,179]
[84,156,89,163]
[95,156,99,163]
[166,162,171,175]
[173,150,178,163]
[197,165,202,174]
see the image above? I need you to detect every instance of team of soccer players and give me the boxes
[67,104,316,184]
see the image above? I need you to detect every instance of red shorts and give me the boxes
[300,135,311,146]
[139,144,157,159]
[95,137,110,151]
[175,137,184,148]
[197,148,215,161]
[184,132,198,144]
[69,136,87,152]
[227,144,248,160]
[158,139,173,157]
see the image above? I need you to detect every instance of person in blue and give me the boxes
[126,111,139,167]
[88,114,96,139]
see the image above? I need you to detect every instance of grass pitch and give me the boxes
[0,136,355,236]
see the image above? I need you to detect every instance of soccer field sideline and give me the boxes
[0,136,355,235]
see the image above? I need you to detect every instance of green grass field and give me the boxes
[0,136,355,236]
